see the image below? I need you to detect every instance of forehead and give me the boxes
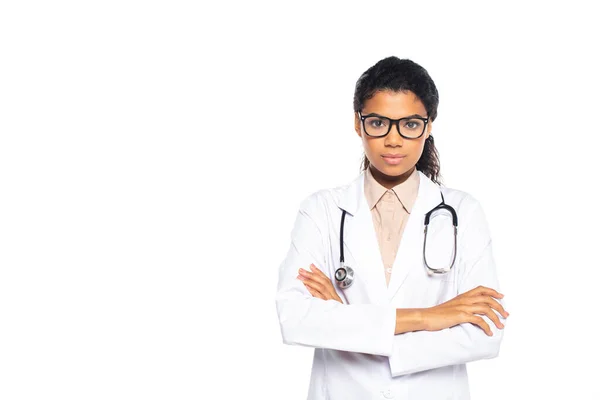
[362,90,426,118]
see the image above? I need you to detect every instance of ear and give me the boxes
[425,120,433,140]
[354,112,362,137]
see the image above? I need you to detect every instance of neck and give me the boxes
[369,165,415,190]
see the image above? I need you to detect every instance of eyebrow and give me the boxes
[362,112,426,119]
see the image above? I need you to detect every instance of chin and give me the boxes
[373,163,411,177]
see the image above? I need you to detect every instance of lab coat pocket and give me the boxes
[428,274,457,306]
[402,271,456,308]
[420,272,456,307]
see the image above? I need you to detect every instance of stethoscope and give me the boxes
[335,189,458,289]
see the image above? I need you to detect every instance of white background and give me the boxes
[1,1,599,399]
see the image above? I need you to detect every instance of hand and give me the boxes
[422,286,509,336]
[296,264,343,304]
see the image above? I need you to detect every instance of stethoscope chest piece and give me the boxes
[335,264,354,289]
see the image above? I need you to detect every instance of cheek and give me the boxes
[404,139,426,157]
[360,135,373,148]
[412,141,427,156]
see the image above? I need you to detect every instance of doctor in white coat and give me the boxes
[275,56,508,400]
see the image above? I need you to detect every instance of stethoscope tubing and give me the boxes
[335,189,458,288]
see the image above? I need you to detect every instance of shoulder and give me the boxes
[439,184,485,217]
[289,183,345,242]
[438,183,491,241]
[438,184,492,250]
[293,175,361,236]
[297,174,360,213]
[297,186,342,218]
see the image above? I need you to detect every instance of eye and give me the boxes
[403,119,423,130]
[366,117,388,129]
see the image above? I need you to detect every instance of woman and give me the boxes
[275,56,508,400]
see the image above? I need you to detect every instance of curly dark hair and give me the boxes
[353,56,443,185]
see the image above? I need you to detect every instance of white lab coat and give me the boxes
[275,169,505,400]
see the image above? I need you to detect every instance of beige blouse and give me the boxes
[364,166,420,287]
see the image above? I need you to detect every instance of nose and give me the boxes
[385,120,405,144]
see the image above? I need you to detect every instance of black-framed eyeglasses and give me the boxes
[358,111,429,139]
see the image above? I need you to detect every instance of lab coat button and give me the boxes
[381,389,394,399]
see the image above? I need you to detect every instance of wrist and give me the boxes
[394,308,427,335]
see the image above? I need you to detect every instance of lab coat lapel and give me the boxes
[386,171,443,300]
[336,171,388,304]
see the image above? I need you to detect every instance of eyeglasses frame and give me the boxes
[357,111,430,139]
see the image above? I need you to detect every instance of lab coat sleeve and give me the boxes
[275,193,397,356]
[388,197,506,377]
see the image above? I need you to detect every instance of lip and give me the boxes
[381,154,406,165]
[381,154,406,158]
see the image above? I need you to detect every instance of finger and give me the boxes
[298,269,322,288]
[463,285,502,299]
[306,285,326,300]
[299,276,327,300]
[297,274,322,293]
[472,295,509,318]
[298,270,325,289]
[300,276,332,300]
[309,264,329,279]
[300,268,337,298]
[467,315,493,336]
[331,291,343,304]
[301,268,331,288]
[304,274,339,303]
[473,285,504,300]
[467,305,504,330]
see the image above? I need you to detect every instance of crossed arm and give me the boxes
[275,195,508,376]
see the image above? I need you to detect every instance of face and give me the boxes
[354,90,432,188]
